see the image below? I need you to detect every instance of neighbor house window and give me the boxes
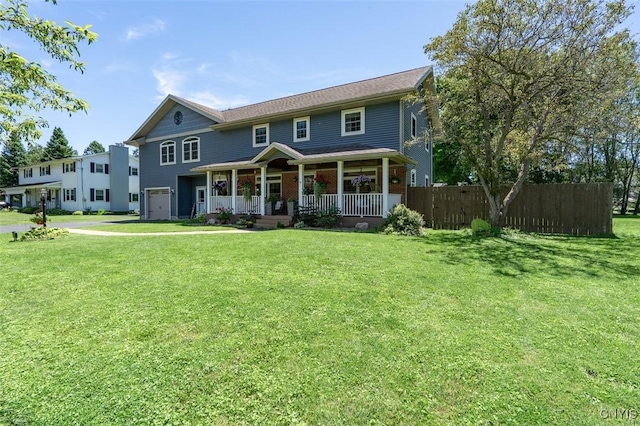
[182,137,200,163]
[90,188,110,202]
[425,175,430,187]
[160,141,176,165]
[64,188,76,201]
[411,113,417,138]
[23,168,32,178]
[129,193,139,202]
[410,169,417,187]
[293,117,310,142]
[253,124,269,147]
[39,165,50,176]
[129,167,138,176]
[341,107,365,136]
[63,162,76,173]
[90,162,109,174]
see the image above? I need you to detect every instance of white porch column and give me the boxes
[260,166,267,215]
[298,164,305,205]
[206,171,211,213]
[231,169,237,213]
[337,161,344,212]
[382,157,390,218]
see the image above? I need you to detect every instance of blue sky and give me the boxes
[6,0,640,154]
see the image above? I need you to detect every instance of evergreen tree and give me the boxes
[42,127,75,160]
[83,140,105,155]
[0,132,28,187]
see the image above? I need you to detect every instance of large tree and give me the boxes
[42,126,75,160]
[425,0,638,227]
[0,131,27,187]
[83,140,105,155]
[0,0,97,144]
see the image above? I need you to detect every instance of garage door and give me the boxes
[147,189,171,220]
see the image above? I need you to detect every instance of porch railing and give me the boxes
[300,193,400,217]
[301,194,339,212]
[210,195,261,214]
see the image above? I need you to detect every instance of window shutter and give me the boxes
[128,166,131,176]
[63,164,66,174]
[90,188,95,202]
[106,189,110,202]
[105,164,109,174]
[90,162,95,173]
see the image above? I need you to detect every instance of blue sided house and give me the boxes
[125,66,437,225]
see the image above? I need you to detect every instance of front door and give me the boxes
[196,186,206,215]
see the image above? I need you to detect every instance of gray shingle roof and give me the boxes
[171,66,431,125]
[218,66,432,123]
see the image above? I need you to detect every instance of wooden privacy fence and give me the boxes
[406,183,613,235]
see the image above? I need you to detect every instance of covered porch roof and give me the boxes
[191,143,416,173]
[1,181,62,193]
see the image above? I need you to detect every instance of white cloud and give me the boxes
[189,91,250,110]
[153,67,188,98]
[125,18,166,41]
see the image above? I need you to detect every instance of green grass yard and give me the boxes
[0,217,638,425]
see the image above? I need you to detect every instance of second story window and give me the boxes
[160,141,176,165]
[23,168,33,178]
[129,166,138,176]
[182,137,200,163]
[341,107,365,136]
[90,162,109,174]
[253,124,269,147]
[293,117,310,142]
[64,162,76,173]
[411,113,417,138]
[39,165,51,176]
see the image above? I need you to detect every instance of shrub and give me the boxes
[293,221,306,229]
[46,208,70,216]
[236,218,247,226]
[20,227,69,241]
[97,208,107,215]
[383,204,425,236]
[315,206,341,228]
[18,206,38,214]
[470,218,499,236]
[72,210,84,215]
[189,214,207,224]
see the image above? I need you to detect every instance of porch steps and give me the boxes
[254,215,292,229]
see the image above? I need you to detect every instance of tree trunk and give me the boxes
[634,192,640,215]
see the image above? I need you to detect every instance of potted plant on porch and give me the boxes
[287,197,297,216]
[265,193,279,215]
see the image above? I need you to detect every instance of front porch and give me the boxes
[192,143,415,220]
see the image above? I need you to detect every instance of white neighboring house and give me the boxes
[1,145,140,212]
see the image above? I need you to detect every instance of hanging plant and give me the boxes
[239,178,254,201]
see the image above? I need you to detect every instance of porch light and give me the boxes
[39,188,47,227]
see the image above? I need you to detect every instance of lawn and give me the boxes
[0,217,638,425]
[0,210,135,227]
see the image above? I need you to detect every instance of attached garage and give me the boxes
[146,188,171,220]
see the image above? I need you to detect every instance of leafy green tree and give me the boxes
[425,0,638,227]
[83,140,105,156]
[0,132,27,187]
[42,127,75,160]
[0,0,97,144]
[26,142,44,164]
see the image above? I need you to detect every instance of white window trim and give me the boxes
[411,112,417,138]
[252,123,270,147]
[182,136,200,163]
[410,169,417,187]
[160,141,176,166]
[341,107,365,137]
[293,116,310,142]
[95,189,105,201]
[425,175,430,187]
